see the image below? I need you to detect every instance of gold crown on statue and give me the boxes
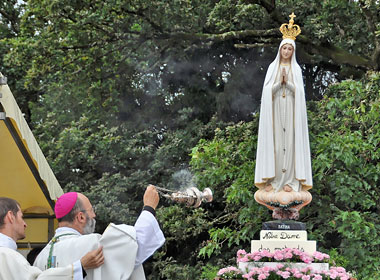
[279,12,301,40]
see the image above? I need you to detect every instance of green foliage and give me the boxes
[191,121,270,261]
[85,173,142,227]
[151,256,204,280]
[158,205,211,244]
[206,0,267,32]
[200,263,220,280]
[327,248,350,268]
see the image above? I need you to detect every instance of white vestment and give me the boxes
[34,211,165,280]
[0,233,79,280]
[255,38,313,191]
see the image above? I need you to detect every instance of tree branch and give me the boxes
[234,43,274,48]
[156,29,278,43]
[357,0,380,69]
[120,7,164,33]
[56,1,378,71]
[297,35,372,70]
[0,9,20,34]
[152,29,374,70]
[241,0,284,25]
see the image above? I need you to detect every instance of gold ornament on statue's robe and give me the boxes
[279,12,301,40]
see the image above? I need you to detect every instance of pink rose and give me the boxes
[313,252,324,261]
[261,250,273,258]
[254,255,262,261]
[217,268,227,275]
[274,251,284,261]
[292,249,303,256]
[258,274,267,280]
[336,267,346,273]
[237,249,247,257]
[284,252,293,259]
[240,256,249,262]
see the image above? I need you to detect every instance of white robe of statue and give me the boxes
[0,233,78,280]
[34,211,165,280]
[255,38,313,192]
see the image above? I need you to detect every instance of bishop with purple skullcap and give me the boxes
[55,192,78,219]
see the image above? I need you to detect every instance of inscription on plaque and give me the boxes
[262,221,306,231]
[251,240,316,255]
[278,224,290,230]
[260,230,307,241]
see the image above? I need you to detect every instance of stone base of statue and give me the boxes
[262,220,306,231]
[239,222,324,273]
[251,222,316,255]
[254,186,312,220]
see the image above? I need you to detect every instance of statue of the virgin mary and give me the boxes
[254,13,312,220]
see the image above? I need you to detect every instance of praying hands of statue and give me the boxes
[281,68,288,84]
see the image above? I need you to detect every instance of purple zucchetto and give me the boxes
[55,192,78,219]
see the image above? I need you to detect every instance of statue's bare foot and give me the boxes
[283,185,293,192]
[265,185,273,192]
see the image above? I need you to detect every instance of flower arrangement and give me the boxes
[216,249,355,280]
[216,266,244,279]
[236,248,330,264]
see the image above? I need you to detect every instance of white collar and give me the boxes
[55,227,81,236]
[0,232,17,251]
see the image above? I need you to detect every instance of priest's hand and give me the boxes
[144,185,159,210]
[80,246,104,270]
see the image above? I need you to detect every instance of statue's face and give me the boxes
[280,44,294,61]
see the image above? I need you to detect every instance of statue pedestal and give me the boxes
[251,221,316,254]
[238,221,327,273]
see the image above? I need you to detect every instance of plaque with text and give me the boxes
[260,230,308,241]
[251,240,316,255]
[262,221,306,230]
